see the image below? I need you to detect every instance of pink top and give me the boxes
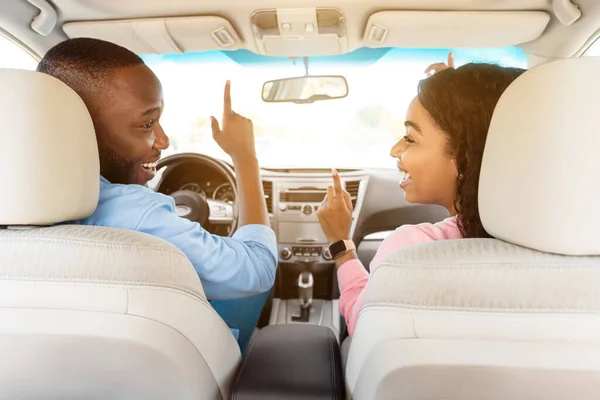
[338,216,462,336]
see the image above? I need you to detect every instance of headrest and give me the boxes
[0,69,99,225]
[479,57,600,255]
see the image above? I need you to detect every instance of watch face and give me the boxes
[329,240,347,257]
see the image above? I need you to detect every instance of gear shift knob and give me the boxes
[298,271,313,309]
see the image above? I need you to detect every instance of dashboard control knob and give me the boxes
[279,203,287,211]
[302,204,313,215]
[281,247,292,260]
[322,247,332,261]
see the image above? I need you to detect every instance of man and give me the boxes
[37,38,276,352]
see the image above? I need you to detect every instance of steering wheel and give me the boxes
[155,153,238,236]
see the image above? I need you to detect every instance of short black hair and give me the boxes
[37,37,144,108]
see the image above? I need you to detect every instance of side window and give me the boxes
[584,37,600,57]
[0,34,38,70]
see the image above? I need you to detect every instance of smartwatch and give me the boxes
[328,239,356,259]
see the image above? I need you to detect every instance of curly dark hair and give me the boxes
[417,63,525,238]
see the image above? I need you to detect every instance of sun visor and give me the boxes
[363,11,550,48]
[63,16,242,54]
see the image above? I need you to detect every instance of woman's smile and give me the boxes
[396,160,413,188]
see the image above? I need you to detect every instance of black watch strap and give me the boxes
[328,240,356,259]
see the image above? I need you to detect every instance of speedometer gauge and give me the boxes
[213,183,235,204]
[180,182,206,197]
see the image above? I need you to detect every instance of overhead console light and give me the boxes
[63,16,242,54]
[251,8,348,57]
[362,11,551,48]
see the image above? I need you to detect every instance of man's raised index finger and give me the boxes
[223,80,232,114]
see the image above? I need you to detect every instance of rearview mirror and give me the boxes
[262,76,349,104]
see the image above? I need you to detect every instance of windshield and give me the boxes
[142,47,526,169]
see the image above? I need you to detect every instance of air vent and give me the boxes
[263,180,273,213]
[345,180,360,208]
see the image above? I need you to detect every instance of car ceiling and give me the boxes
[1,0,600,63]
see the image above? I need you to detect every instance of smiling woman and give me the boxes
[141,46,526,169]
[317,62,527,339]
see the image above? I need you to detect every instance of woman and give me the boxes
[317,61,525,337]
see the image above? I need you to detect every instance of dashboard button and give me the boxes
[281,248,292,260]
[278,203,287,211]
[302,204,313,215]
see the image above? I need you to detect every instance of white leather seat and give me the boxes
[0,69,240,399]
[345,57,600,400]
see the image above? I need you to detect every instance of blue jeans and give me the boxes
[210,288,272,354]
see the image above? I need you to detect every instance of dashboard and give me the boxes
[156,161,238,236]
[153,156,450,265]
[157,163,235,204]
[178,182,235,204]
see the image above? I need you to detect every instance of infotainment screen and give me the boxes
[282,191,327,203]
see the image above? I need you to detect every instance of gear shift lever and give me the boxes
[298,271,313,308]
[292,271,313,322]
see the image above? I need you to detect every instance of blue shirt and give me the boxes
[73,177,278,300]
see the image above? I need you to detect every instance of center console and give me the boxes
[273,175,366,264]
[276,182,332,262]
[263,172,368,339]
[231,172,367,400]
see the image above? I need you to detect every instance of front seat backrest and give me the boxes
[0,69,240,400]
[479,57,600,254]
[345,57,600,400]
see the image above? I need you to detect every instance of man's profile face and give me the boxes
[92,64,169,185]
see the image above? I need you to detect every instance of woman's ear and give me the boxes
[451,158,460,178]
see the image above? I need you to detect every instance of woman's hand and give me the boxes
[317,169,353,243]
[424,52,455,77]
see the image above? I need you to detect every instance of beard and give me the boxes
[97,139,138,185]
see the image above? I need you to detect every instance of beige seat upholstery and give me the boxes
[0,69,240,399]
[345,57,600,400]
